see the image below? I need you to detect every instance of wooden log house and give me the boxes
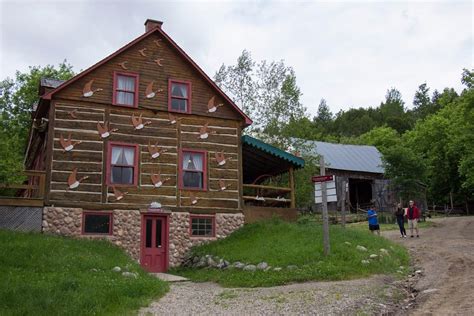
[10,19,304,272]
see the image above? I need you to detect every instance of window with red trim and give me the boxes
[169,80,191,113]
[82,212,113,235]
[113,72,138,107]
[190,215,215,237]
[108,143,138,185]
[180,150,206,190]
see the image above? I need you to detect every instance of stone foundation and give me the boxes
[42,207,244,267]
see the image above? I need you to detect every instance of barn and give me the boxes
[307,141,396,213]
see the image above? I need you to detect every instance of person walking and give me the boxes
[407,200,420,238]
[395,203,407,238]
[367,205,380,236]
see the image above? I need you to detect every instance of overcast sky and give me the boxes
[0,0,472,115]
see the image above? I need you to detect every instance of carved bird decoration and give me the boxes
[154,58,164,66]
[83,80,103,97]
[113,186,128,201]
[168,113,182,125]
[67,168,89,190]
[148,141,168,159]
[118,61,128,70]
[207,96,224,113]
[153,39,162,47]
[189,193,198,205]
[219,179,232,191]
[151,172,170,188]
[97,121,118,139]
[215,151,231,166]
[131,113,152,130]
[145,81,163,99]
[138,48,147,57]
[69,109,78,119]
[59,133,82,152]
[198,122,216,139]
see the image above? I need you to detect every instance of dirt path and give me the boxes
[385,217,474,315]
[141,217,474,315]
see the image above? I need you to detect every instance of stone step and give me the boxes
[151,273,189,282]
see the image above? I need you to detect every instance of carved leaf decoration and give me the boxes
[151,172,170,188]
[83,80,103,97]
[138,48,147,57]
[219,179,232,191]
[69,109,78,119]
[215,151,230,166]
[207,96,224,113]
[189,193,198,205]
[113,186,128,201]
[168,113,182,125]
[154,58,164,66]
[67,168,89,190]
[148,141,167,159]
[153,39,162,47]
[198,121,216,139]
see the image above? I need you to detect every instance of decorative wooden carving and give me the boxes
[215,151,231,166]
[113,186,128,201]
[145,81,163,99]
[219,179,232,191]
[69,109,78,119]
[97,121,118,139]
[138,48,147,57]
[83,80,103,97]
[189,193,198,205]
[153,39,162,47]
[168,113,182,125]
[132,113,152,130]
[198,122,216,139]
[60,133,82,152]
[207,96,224,113]
[154,58,164,66]
[67,168,89,190]
[118,61,128,70]
[148,141,168,159]
[151,172,170,188]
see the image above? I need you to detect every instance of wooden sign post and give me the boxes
[320,156,330,256]
[341,180,346,228]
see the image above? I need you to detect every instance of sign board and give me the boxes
[312,175,334,182]
[315,177,337,203]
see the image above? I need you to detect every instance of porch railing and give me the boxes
[242,183,294,208]
[0,170,46,207]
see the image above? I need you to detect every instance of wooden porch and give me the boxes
[0,170,46,207]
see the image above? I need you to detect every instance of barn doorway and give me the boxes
[349,178,373,209]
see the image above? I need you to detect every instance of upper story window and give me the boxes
[169,80,191,113]
[180,149,206,190]
[108,142,138,186]
[113,72,139,107]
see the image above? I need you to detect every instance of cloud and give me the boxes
[0,0,471,115]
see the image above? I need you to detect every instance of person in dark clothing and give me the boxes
[395,203,407,238]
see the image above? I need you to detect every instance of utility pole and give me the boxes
[320,156,330,256]
[341,180,346,228]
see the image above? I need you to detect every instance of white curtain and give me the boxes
[123,148,134,165]
[111,147,122,164]
[172,83,188,98]
[183,152,203,171]
[112,147,134,166]
[117,76,135,105]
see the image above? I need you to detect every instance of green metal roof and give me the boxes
[242,135,305,169]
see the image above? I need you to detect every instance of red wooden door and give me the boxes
[140,214,168,272]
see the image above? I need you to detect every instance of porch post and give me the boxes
[289,167,295,208]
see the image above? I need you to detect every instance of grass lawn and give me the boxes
[171,219,409,287]
[0,230,168,315]
[347,220,436,232]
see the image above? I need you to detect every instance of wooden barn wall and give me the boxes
[53,32,243,122]
[48,101,241,212]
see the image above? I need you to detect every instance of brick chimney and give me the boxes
[145,19,163,32]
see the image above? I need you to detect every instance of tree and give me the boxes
[413,83,436,120]
[380,88,412,133]
[359,126,400,154]
[0,61,74,183]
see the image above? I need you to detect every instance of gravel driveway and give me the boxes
[140,217,474,315]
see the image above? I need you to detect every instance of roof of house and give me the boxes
[42,22,252,126]
[242,135,305,169]
[306,140,384,174]
[40,78,65,89]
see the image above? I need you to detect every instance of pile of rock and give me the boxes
[359,247,391,264]
[183,254,299,272]
[111,266,139,279]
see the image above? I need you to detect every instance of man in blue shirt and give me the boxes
[367,205,380,236]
